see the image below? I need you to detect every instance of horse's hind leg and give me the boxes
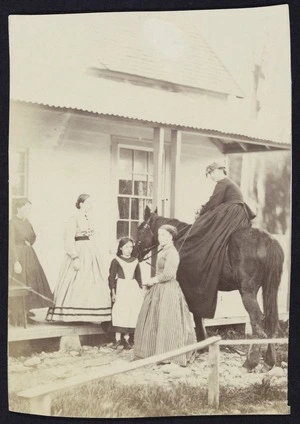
[240,286,276,369]
[264,344,276,369]
[239,284,266,370]
[244,344,262,370]
[240,285,266,339]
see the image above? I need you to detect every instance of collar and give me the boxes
[160,242,174,250]
[216,176,228,183]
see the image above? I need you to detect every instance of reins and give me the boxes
[138,217,197,268]
[9,274,55,305]
[177,222,195,254]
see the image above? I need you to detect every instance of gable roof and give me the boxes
[90,13,244,97]
[9,12,244,98]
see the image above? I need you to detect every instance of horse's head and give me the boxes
[135,205,158,261]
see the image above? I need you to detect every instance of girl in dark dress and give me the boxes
[9,198,53,322]
[108,237,143,350]
[177,162,256,319]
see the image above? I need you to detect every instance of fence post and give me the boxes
[245,321,252,336]
[29,394,52,416]
[207,341,220,408]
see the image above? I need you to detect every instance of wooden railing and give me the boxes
[16,336,288,415]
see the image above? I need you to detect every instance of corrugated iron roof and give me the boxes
[10,68,289,146]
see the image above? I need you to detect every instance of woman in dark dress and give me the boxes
[9,198,53,322]
[177,162,256,319]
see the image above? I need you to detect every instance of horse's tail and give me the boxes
[262,236,284,337]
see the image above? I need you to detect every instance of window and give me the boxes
[117,147,153,239]
[9,149,28,199]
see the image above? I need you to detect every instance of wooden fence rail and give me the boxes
[15,336,288,415]
[16,336,221,415]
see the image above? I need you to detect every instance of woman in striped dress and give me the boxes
[134,225,196,366]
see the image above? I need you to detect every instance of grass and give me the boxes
[9,377,289,418]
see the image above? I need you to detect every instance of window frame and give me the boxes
[110,137,154,251]
[9,148,29,217]
[117,143,154,239]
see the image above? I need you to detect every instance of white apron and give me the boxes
[112,257,143,328]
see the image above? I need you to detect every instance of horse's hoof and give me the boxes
[242,358,257,371]
[261,363,273,373]
[194,351,204,359]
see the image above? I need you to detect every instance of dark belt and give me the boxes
[75,236,90,241]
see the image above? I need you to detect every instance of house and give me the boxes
[9,12,290,322]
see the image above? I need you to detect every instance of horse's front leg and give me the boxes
[193,312,207,342]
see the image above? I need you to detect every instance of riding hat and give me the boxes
[205,161,226,177]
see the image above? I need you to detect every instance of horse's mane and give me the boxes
[150,214,191,242]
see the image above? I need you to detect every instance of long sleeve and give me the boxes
[108,259,118,291]
[9,220,18,264]
[156,248,180,283]
[200,181,226,215]
[64,217,78,258]
[28,222,37,245]
[134,263,143,288]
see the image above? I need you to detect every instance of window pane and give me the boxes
[134,150,147,173]
[119,180,132,195]
[131,198,139,220]
[131,198,147,221]
[117,221,129,239]
[134,178,147,196]
[118,197,130,219]
[119,148,133,178]
[131,221,139,240]
[11,175,25,196]
[148,178,153,197]
[148,152,153,175]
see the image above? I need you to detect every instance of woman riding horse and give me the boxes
[177,161,256,320]
[137,162,284,368]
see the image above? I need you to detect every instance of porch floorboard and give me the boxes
[8,313,288,343]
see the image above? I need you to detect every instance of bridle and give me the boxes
[136,218,162,265]
[136,215,194,266]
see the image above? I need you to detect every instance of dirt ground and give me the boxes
[8,336,289,416]
[7,321,289,416]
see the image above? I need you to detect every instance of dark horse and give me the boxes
[136,206,284,369]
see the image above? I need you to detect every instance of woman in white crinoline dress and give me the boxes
[46,194,112,323]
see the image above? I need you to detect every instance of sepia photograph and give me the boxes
[7,5,291,418]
